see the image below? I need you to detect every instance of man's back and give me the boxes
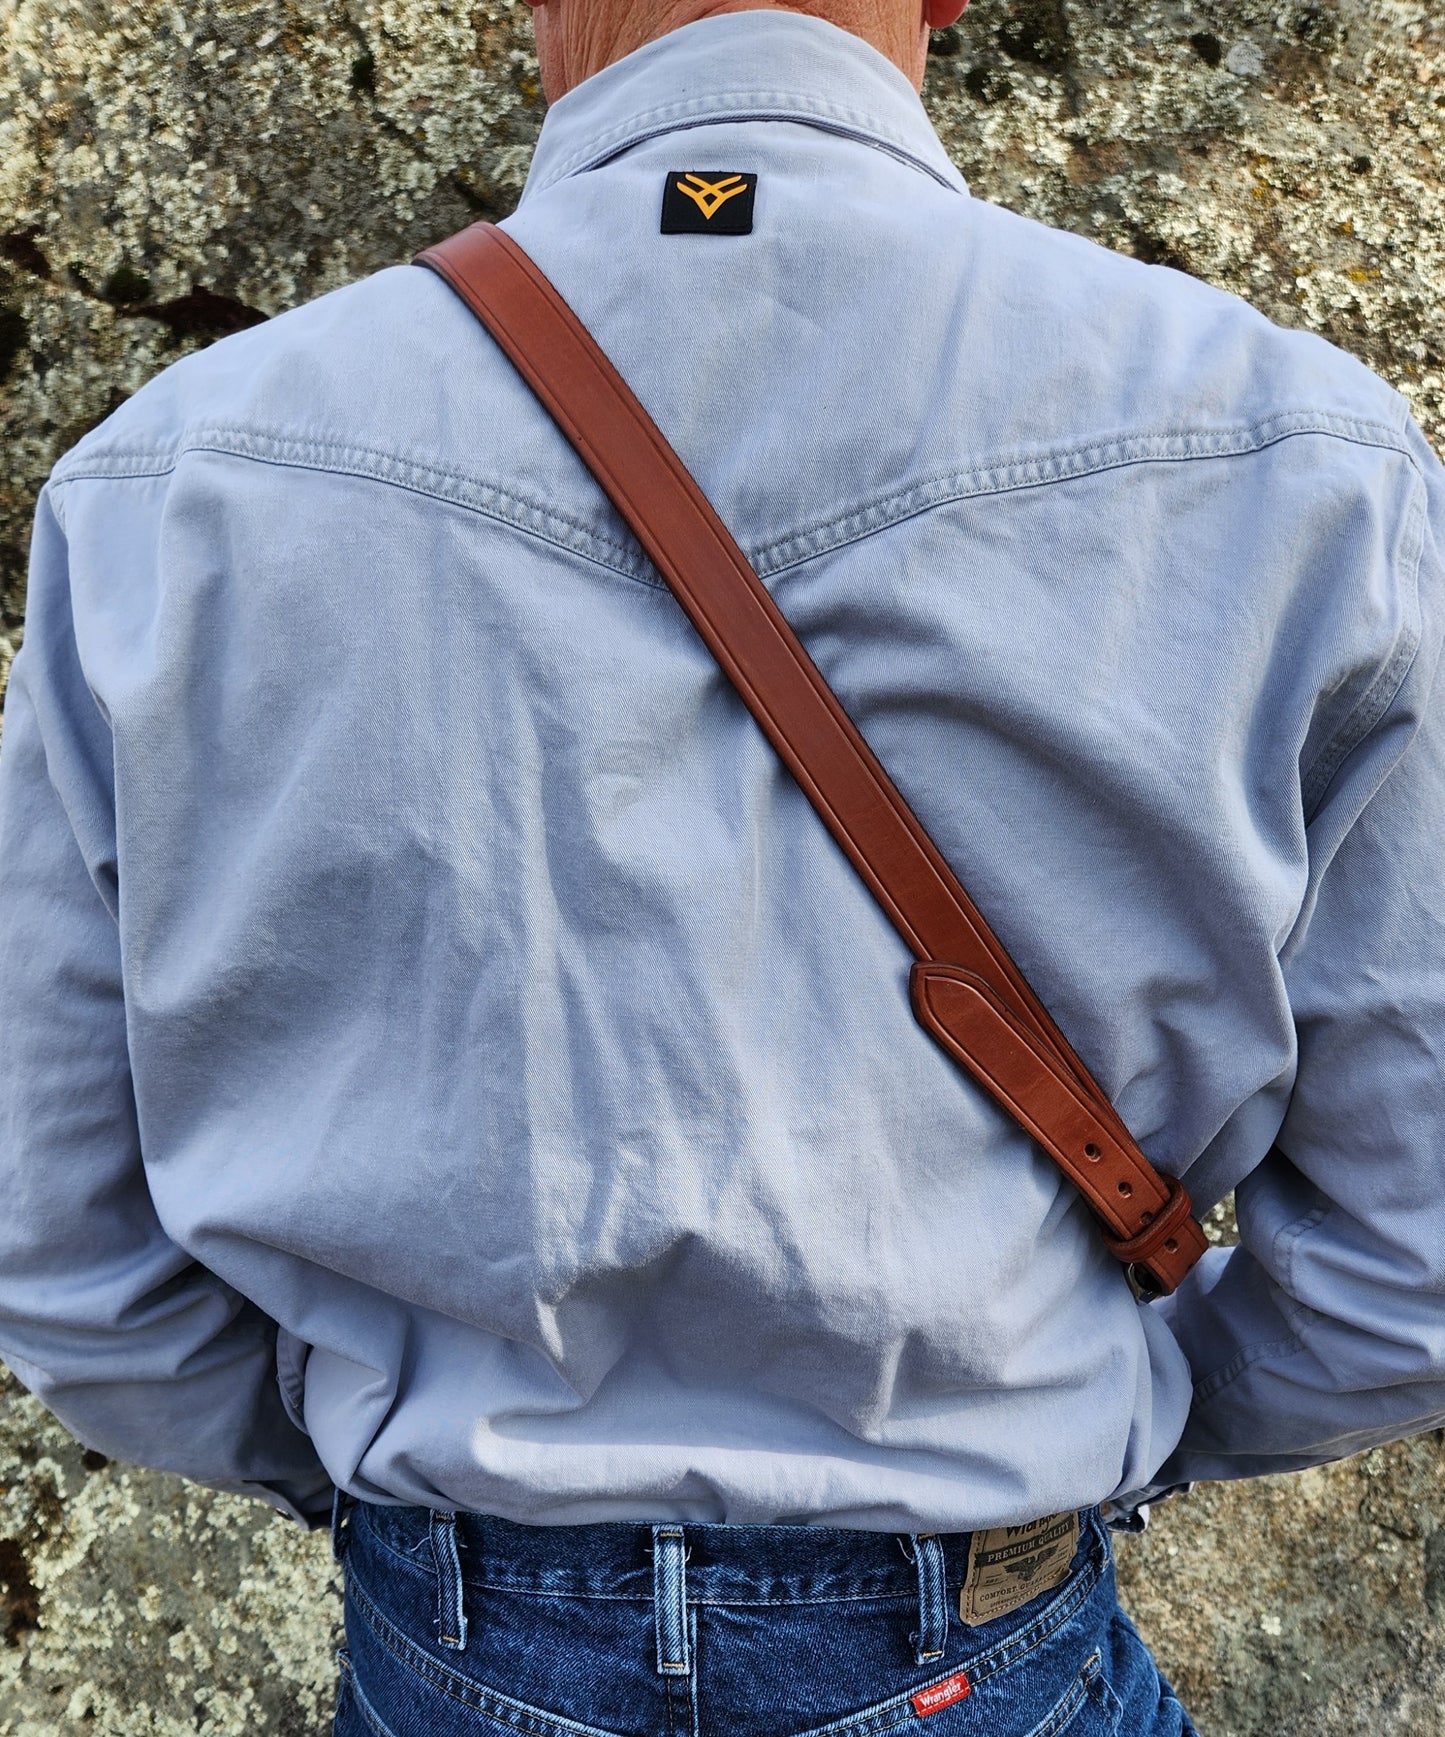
[2,11,1442,1535]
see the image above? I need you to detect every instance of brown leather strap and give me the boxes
[413,220,1207,1298]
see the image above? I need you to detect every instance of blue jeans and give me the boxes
[330,1494,1199,1736]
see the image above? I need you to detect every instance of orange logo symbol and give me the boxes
[675,173,749,220]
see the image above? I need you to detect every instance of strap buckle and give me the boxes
[1125,1262,1166,1303]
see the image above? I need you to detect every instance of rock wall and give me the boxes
[1,2,1442,1732]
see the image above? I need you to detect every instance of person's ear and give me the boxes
[924,0,968,26]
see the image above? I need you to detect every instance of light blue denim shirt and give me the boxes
[2,11,1443,1536]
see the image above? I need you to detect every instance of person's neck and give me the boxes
[543,1,930,99]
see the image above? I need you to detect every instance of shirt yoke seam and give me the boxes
[47,408,1417,596]
[751,410,1418,576]
[49,434,654,586]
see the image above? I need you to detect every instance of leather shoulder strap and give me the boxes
[413,221,1206,1299]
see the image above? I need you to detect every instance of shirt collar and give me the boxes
[517,9,968,203]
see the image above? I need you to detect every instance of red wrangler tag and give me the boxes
[911,1669,971,1717]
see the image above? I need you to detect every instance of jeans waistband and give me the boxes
[337,1495,1103,1606]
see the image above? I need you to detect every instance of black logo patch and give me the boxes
[661,170,757,235]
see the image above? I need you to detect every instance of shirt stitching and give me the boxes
[1297,461,1429,820]
[1188,1204,1330,1402]
[553,111,965,194]
[49,433,656,586]
[751,412,1415,576]
[1190,1328,1308,1404]
[48,411,1417,599]
[529,91,961,194]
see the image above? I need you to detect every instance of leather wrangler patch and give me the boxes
[661,170,758,234]
[958,1511,1080,1627]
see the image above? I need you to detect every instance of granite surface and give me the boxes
[1,3,1443,1732]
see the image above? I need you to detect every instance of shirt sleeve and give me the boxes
[1113,419,1445,1516]
[0,483,335,1531]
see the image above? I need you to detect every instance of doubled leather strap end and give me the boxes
[909,962,1207,1297]
[1101,1175,1208,1300]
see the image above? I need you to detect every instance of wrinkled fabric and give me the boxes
[1,11,1443,1536]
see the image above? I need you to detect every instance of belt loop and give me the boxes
[429,1510,468,1650]
[652,1526,691,1677]
[910,1533,948,1666]
[330,1487,352,1564]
